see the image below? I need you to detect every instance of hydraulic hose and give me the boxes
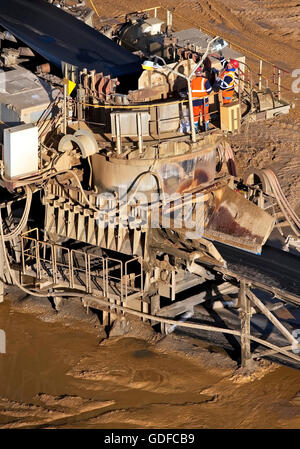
[1,185,33,241]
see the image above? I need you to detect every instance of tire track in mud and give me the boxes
[104,0,298,72]
[73,395,219,428]
[1,395,218,429]
[225,0,300,51]
[170,0,300,70]
[0,395,116,429]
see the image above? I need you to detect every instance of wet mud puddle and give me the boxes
[0,301,300,428]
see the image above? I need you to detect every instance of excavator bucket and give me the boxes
[203,186,275,254]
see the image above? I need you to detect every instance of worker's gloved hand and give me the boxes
[213,78,221,91]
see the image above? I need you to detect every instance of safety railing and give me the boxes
[93,6,167,25]
[125,256,144,299]
[242,59,291,100]
[20,229,143,302]
[88,253,106,295]
[105,257,123,300]
[80,92,223,144]
[21,228,40,276]
[70,249,88,290]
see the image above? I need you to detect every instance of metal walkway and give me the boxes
[20,229,144,304]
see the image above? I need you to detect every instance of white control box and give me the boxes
[4,123,38,179]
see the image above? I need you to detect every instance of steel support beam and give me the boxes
[0,243,4,303]
[150,294,160,326]
[239,281,253,371]
[247,289,298,345]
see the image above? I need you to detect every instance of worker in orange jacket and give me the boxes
[220,57,239,104]
[211,54,239,104]
[191,66,212,132]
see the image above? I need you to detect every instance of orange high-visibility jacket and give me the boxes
[191,76,212,99]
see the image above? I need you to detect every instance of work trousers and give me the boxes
[222,88,234,104]
[192,97,209,125]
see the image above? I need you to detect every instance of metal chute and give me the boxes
[203,186,275,254]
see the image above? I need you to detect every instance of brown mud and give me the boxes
[0,0,300,429]
[0,289,300,428]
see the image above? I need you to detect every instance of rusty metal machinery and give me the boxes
[0,3,299,370]
[47,0,95,26]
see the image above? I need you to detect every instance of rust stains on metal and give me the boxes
[207,206,261,241]
[194,168,209,185]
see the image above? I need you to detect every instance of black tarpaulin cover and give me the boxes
[0,0,140,76]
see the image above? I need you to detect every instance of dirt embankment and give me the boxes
[229,113,300,211]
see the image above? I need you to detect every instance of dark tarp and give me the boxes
[0,0,140,77]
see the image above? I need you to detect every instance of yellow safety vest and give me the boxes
[220,71,235,90]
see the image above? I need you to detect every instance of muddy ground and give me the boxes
[0,0,300,429]
[0,288,300,429]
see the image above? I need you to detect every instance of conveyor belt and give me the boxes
[214,242,300,302]
[0,0,140,76]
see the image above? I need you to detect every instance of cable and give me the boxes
[119,169,166,208]
[53,167,166,212]
[88,0,99,17]
[55,169,99,212]
[262,169,300,236]
[1,219,299,360]
[1,186,33,241]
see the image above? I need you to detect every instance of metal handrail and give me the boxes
[87,253,105,295]
[20,235,144,301]
[124,256,144,301]
[70,249,88,290]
